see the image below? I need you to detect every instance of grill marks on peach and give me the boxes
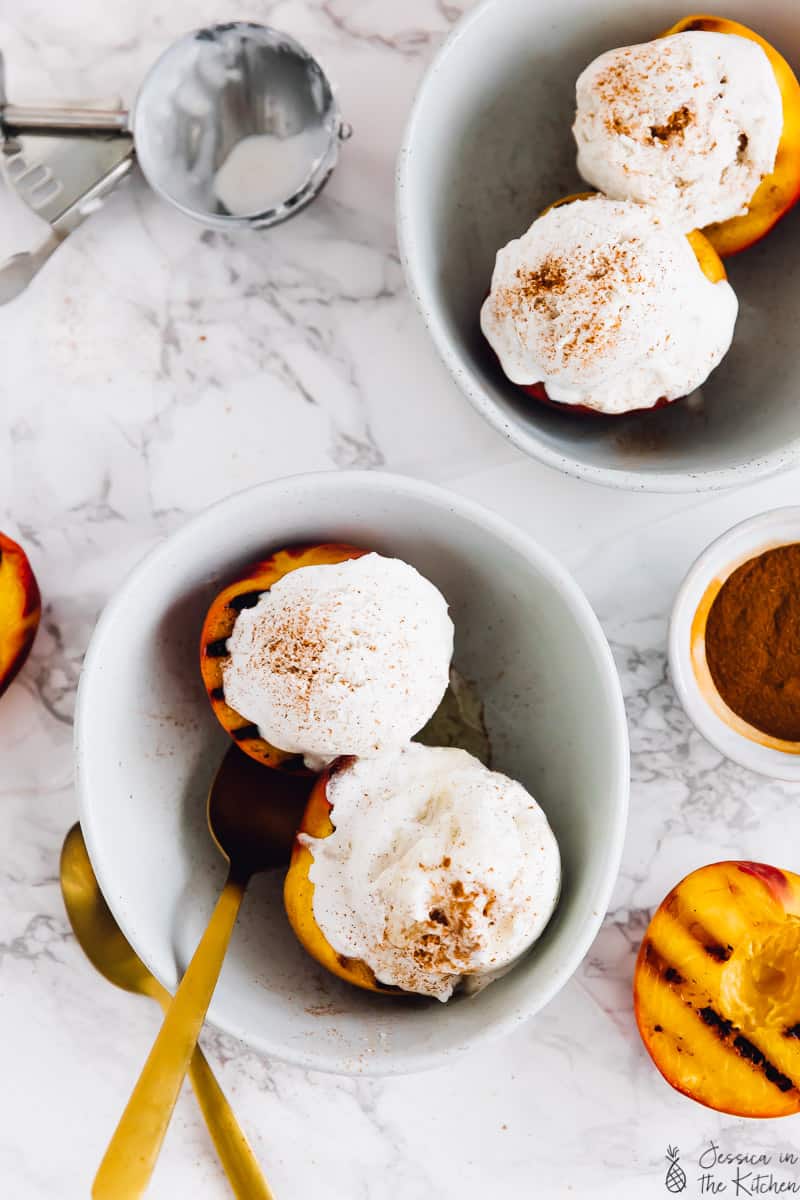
[662,888,734,962]
[231,723,260,742]
[641,936,797,1098]
[635,866,800,1116]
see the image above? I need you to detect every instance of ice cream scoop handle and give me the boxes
[1,104,130,132]
[0,233,62,304]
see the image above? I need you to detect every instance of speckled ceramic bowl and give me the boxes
[397,0,800,492]
[76,470,628,1075]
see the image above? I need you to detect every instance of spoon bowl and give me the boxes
[207,745,312,876]
[61,824,160,999]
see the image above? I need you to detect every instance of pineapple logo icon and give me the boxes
[665,1146,687,1193]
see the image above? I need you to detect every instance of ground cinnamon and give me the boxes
[705,544,800,741]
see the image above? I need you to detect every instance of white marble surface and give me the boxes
[2,2,800,1197]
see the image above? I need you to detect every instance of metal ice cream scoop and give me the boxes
[0,22,346,300]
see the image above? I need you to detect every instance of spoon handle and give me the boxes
[93,873,247,1200]
[153,993,274,1200]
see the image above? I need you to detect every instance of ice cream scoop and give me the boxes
[133,22,346,229]
[222,552,454,768]
[572,31,782,232]
[480,195,737,415]
[0,22,347,299]
[285,744,562,1001]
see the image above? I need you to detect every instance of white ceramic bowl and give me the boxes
[670,507,800,780]
[76,470,629,1075]
[397,0,800,492]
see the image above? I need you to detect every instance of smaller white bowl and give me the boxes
[669,507,800,780]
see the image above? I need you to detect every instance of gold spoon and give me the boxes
[92,746,313,1200]
[60,822,274,1200]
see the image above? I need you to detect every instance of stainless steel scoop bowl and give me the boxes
[133,22,345,229]
[0,22,346,298]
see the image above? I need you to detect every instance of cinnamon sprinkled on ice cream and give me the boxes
[301,745,561,1000]
[573,32,782,230]
[223,554,453,767]
[480,195,738,414]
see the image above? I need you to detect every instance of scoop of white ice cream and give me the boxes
[573,31,783,231]
[480,195,738,414]
[301,744,561,1001]
[223,553,453,767]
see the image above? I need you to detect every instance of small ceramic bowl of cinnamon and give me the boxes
[670,507,800,780]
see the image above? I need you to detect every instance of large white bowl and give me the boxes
[397,0,800,492]
[76,470,629,1075]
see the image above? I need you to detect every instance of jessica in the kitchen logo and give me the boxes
[665,1141,800,1195]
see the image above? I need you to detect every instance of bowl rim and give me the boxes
[395,0,800,494]
[668,506,800,781]
[75,468,630,1075]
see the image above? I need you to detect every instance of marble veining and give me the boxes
[2,2,800,1197]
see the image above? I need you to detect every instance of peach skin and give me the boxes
[0,532,41,699]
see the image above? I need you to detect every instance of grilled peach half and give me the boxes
[284,765,399,995]
[200,543,367,771]
[0,532,41,699]
[663,15,800,256]
[634,861,800,1117]
[512,197,727,416]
